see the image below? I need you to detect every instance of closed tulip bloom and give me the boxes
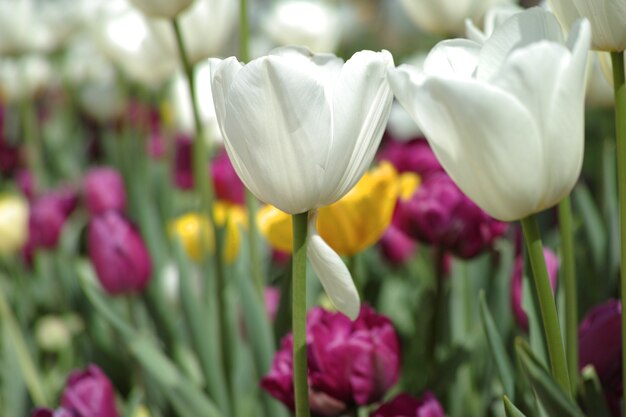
[388,8,591,222]
[128,0,193,18]
[60,365,121,417]
[370,392,445,417]
[261,306,401,416]
[26,188,78,249]
[0,194,29,255]
[511,248,559,330]
[258,162,400,256]
[169,203,247,263]
[88,212,151,295]
[396,173,507,259]
[549,0,626,51]
[579,300,622,416]
[83,167,127,216]
[398,0,514,36]
[211,46,394,318]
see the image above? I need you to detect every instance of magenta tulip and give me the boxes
[371,392,445,417]
[61,365,121,417]
[83,167,127,215]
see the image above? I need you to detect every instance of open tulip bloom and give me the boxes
[387,8,591,222]
[210,46,394,320]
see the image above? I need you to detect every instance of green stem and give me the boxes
[557,197,578,394]
[427,248,446,373]
[292,212,310,417]
[239,0,250,63]
[19,97,44,189]
[521,215,571,395]
[611,50,626,417]
[171,17,231,406]
[0,280,49,406]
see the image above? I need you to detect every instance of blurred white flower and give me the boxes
[0,55,54,103]
[94,0,177,87]
[399,0,514,36]
[0,0,82,55]
[128,0,194,18]
[0,194,29,256]
[262,0,342,52]
[170,60,223,143]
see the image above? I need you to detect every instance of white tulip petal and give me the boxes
[571,0,626,51]
[222,51,335,214]
[324,50,394,203]
[388,67,543,221]
[128,0,193,18]
[478,7,564,81]
[307,213,360,320]
[423,39,481,78]
[465,18,487,43]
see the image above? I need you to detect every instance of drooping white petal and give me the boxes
[323,50,394,204]
[307,212,360,320]
[423,39,481,78]
[478,7,564,81]
[221,50,337,214]
[388,67,543,221]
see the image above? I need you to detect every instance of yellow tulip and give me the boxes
[258,162,418,256]
[0,194,29,256]
[169,202,247,263]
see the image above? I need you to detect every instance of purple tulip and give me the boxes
[379,225,417,265]
[378,137,443,180]
[211,150,245,205]
[579,300,622,416]
[510,248,559,331]
[261,306,401,416]
[370,392,445,417]
[395,173,507,259]
[61,365,121,417]
[88,211,152,295]
[83,167,127,216]
[173,134,194,190]
[23,188,79,263]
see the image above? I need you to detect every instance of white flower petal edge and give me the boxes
[307,212,360,320]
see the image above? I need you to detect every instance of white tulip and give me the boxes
[262,0,342,53]
[388,8,591,222]
[0,55,54,103]
[398,0,514,36]
[128,0,194,18]
[94,0,177,87]
[0,194,29,256]
[549,0,626,51]
[210,46,394,318]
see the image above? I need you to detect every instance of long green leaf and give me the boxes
[479,291,515,399]
[503,396,528,417]
[579,365,612,417]
[516,339,585,417]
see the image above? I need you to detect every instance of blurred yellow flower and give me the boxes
[169,202,247,263]
[0,194,29,256]
[258,162,418,256]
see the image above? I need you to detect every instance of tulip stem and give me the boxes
[19,96,44,190]
[610,50,626,417]
[172,17,231,408]
[557,197,578,394]
[521,215,571,395]
[292,212,310,417]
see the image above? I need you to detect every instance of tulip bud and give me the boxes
[0,193,29,255]
[370,392,445,417]
[83,167,127,215]
[61,365,121,417]
[396,173,506,259]
[25,188,78,254]
[579,300,622,416]
[211,150,245,205]
[261,306,400,416]
[510,248,559,331]
[88,212,152,295]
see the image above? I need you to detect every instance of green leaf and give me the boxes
[579,365,612,417]
[479,291,515,399]
[516,339,585,417]
[573,183,606,271]
[503,395,528,417]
